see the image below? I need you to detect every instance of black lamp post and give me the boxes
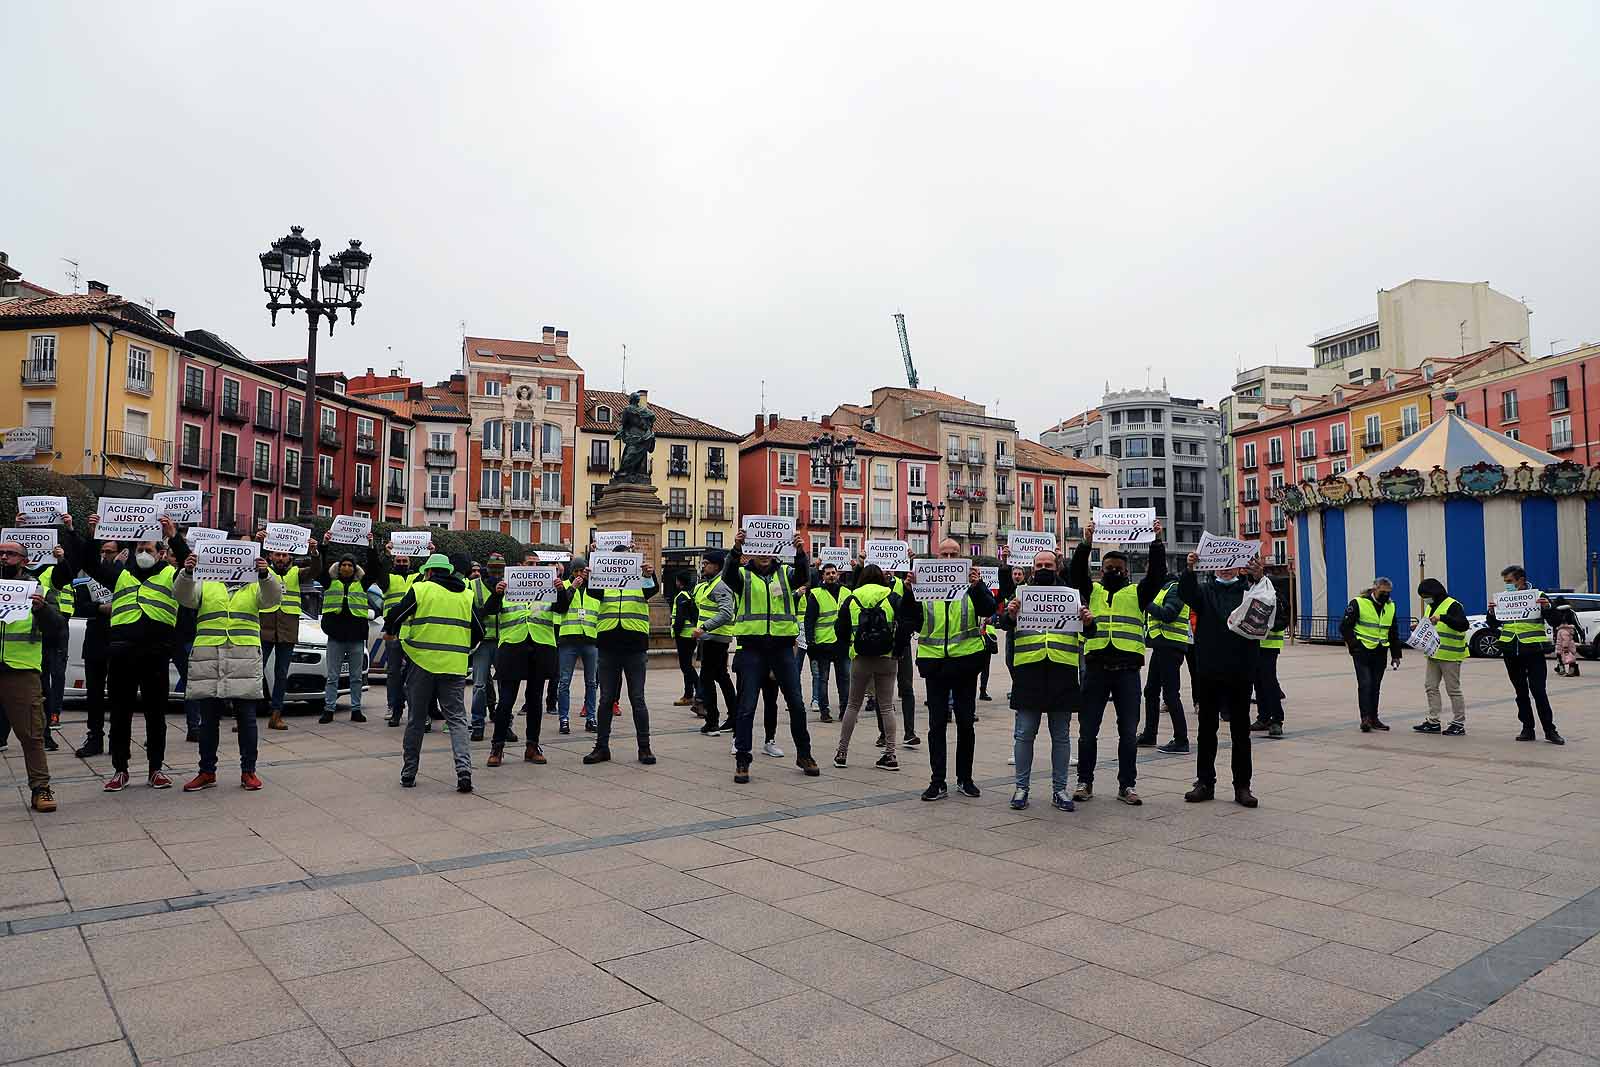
[259,225,372,516]
[808,432,857,550]
[909,498,946,553]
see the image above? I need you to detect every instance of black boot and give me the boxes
[75,736,104,758]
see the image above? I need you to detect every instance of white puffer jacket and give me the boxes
[175,570,283,700]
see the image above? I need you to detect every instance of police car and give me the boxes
[1464,592,1600,659]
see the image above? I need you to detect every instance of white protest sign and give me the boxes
[1407,616,1441,657]
[978,566,999,590]
[96,498,161,541]
[195,540,261,582]
[1091,507,1157,544]
[389,531,432,557]
[594,531,634,552]
[1,528,56,567]
[913,558,971,601]
[16,496,68,526]
[864,539,910,572]
[153,490,202,524]
[535,550,571,563]
[326,515,372,546]
[75,576,113,605]
[0,427,38,460]
[264,523,311,555]
[0,579,38,622]
[1493,589,1543,622]
[740,515,795,560]
[1194,531,1261,572]
[504,565,559,603]
[588,552,644,590]
[184,527,227,545]
[1007,530,1057,561]
[817,547,851,570]
[1017,586,1083,633]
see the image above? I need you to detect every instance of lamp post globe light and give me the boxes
[808,431,857,550]
[257,226,372,516]
[910,498,946,552]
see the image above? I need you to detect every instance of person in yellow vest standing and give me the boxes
[84,514,187,792]
[319,552,370,724]
[385,554,483,791]
[370,542,426,727]
[1486,565,1563,744]
[693,551,738,735]
[254,526,321,732]
[1179,547,1266,807]
[1413,578,1470,735]
[480,552,556,766]
[175,550,280,791]
[468,552,505,740]
[584,545,660,765]
[1138,574,1191,753]
[671,572,700,708]
[0,537,62,812]
[1000,550,1089,811]
[1338,578,1401,732]
[916,538,998,802]
[553,556,601,734]
[829,563,912,770]
[804,563,850,724]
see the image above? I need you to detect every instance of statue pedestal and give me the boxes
[589,481,670,642]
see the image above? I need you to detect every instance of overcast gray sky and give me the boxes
[8,2,1597,438]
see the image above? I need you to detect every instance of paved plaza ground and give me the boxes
[0,643,1596,1066]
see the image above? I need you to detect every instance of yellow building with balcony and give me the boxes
[1348,344,1527,460]
[0,282,181,489]
[574,390,741,551]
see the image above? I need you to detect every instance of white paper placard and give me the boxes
[1493,589,1543,622]
[1091,507,1157,544]
[978,566,999,590]
[504,565,559,603]
[1017,586,1083,633]
[817,547,851,570]
[913,558,970,600]
[863,539,910,572]
[1006,530,1057,561]
[593,531,634,553]
[195,540,261,582]
[1406,616,1441,657]
[264,523,311,555]
[184,527,227,545]
[1,528,56,566]
[389,531,432,557]
[535,550,571,563]
[740,516,795,560]
[153,490,203,524]
[16,496,68,526]
[0,579,38,622]
[327,515,372,546]
[1194,531,1260,572]
[96,498,161,541]
[75,576,113,605]
[588,552,644,590]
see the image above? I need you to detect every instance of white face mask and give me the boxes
[136,551,157,569]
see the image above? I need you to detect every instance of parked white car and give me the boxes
[1465,592,1600,659]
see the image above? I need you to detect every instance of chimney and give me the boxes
[554,328,568,356]
[767,413,778,429]
[87,280,109,294]
[542,326,555,344]
[157,309,175,329]
[820,415,832,429]
[367,366,375,376]
[755,413,766,434]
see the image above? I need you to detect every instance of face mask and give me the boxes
[1033,570,1057,585]
[1375,592,1390,604]
[26,560,46,573]
[395,563,409,574]
[136,551,157,569]
[1101,572,1127,592]
[1504,582,1518,592]
[1215,574,1239,585]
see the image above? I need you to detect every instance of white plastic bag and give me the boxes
[1227,576,1277,640]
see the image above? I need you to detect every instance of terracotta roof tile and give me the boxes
[742,417,940,458]
[581,390,742,441]
[0,292,127,318]
[1014,439,1110,476]
[463,335,583,374]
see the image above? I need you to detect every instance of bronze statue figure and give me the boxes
[613,391,656,484]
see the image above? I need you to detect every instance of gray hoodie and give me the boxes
[698,575,736,644]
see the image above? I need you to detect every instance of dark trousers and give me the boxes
[83,657,110,743]
[43,644,66,723]
[1253,649,1284,726]
[978,652,993,695]
[699,641,737,726]
[1352,646,1389,723]
[386,641,411,716]
[596,647,650,751]
[757,674,781,743]
[261,641,293,712]
[1193,674,1253,790]
[1141,644,1188,742]
[110,650,169,775]
[494,643,549,747]
[732,644,811,761]
[675,636,698,697]
[898,652,917,734]
[199,698,259,775]
[1078,664,1142,790]
[1504,651,1556,733]
[924,666,979,786]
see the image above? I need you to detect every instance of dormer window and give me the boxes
[596,405,611,422]
[1384,373,1396,392]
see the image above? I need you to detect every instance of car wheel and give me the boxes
[1580,642,1600,661]
[1470,630,1501,659]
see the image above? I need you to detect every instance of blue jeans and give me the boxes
[809,647,849,714]
[200,698,259,774]
[732,643,811,761]
[324,638,366,713]
[261,641,294,713]
[470,643,497,729]
[1014,709,1073,794]
[558,642,598,724]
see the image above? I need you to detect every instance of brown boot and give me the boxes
[268,711,287,731]
[487,746,503,767]
[524,744,546,764]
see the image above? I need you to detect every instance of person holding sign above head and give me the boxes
[69,538,121,758]
[671,572,700,708]
[370,539,428,727]
[479,555,557,767]
[1138,567,1191,754]
[583,543,660,766]
[830,563,912,770]
[1178,546,1267,807]
[553,555,601,735]
[319,552,371,724]
[1412,578,1470,736]
[1486,565,1563,745]
[722,529,819,784]
[468,553,506,740]
[174,549,280,792]
[1337,577,1401,733]
[999,550,1088,812]
[254,526,321,733]
[385,554,484,792]
[1069,520,1168,805]
[693,551,738,736]
[915,538,998,802]
[0,538,64,812]
[84,513,187,792]
[804,563,851,724]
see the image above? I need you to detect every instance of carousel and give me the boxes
[1278,387,1600,638]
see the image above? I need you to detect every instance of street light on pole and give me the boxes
[809,432,857,551]
[910,498,946,553]
[258,225,372,517]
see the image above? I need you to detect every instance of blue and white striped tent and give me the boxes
[1294,413,1600,637]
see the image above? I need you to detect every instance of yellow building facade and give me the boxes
[1348,344,1528,460]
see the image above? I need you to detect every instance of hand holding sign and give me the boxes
[264,523,312,555]
[912,558,970,600]
[504,566,559,603]
[740,516,796,560]
[16,496,68,527]
[1018,586,1083,633]
[1006,530,1056,563]
[1492,589,1542,622]
[1407,616,1441,657]
[1194,531,1261,572]
[1091,508,1157,544]
[594,531,633,553]
[1,528,57,567]
[588,552,644,590]
[327,515,372,546]
[195,540,261,582]
[389,531,431,557]
[0,580,39,623]
[153,491,202,524]
[863,539,910,572]
[96,498,161,541]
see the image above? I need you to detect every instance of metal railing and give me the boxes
[479,492,505,508]
[355,435,378,456]
[317,478,341,498]
[20,359,56,386]
[125,373,153,397]
[587,456,612,472]
[1549,430,1575,452]
[965,450,986,466]
[702,504,729,521]
[107,431,173,465]
[319,426,343,449]
[180,387,211,413]
[254,407,278,432]
[28,426,54,453]
[666,503,692,519]
[667,461,691,477]
[250,461,277,484]
[424,448,456,466]
[425,493,455,510]
[219,398,248,423]
[353,487,378,505]
[705,464,728,481]
[994,454,1015,469]
[284,415,303,438]
[179,446,210,472]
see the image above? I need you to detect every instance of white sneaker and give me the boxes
[730,741,738,756]
[763,740,784,758]
[808,699,818,712]
[1006,755,1015,766]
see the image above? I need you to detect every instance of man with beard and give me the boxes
[370,540,427,727]
[319,551,370,724]
[468,552,505,740]
[254,526,321,732]
[86,513,187,792]
[386,554,483,791]
[0,537,62,811]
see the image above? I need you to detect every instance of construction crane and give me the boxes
[893,312,919,389]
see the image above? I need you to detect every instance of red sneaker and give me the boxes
[103,771,130,792]
[240,771,263,791]
[182,772,217,792]
[148,771,173,789]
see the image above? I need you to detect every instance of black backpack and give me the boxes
[853,592,898,657]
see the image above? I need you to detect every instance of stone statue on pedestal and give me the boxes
[613,392,656,485]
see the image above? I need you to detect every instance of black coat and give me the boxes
[1177,570,1260,679]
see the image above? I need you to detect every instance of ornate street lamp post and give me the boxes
[808,432,858,550]
[909,498,946,554]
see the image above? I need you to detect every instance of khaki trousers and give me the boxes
[1423,659,1466,725]
[0,670,49,791]
[839,655,898,759]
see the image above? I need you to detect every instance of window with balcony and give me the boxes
[668,487,689,519]
[219,432,239,475]
[1401,405,1420,438]
[589,439,610,472]
[355,416,375,452]
[541,470,560,504]
[1501,389,1519,423]
[777,493,796,518]
[873,462,892,490]
[842,459,860,487]
[253,440,272,479]
[1124,467,1150,489]
[480,468,501,501]
[126,345,152,394]
[1300,464,1318,483]
[810,455,829,487]
[1242,441,1256,468]
[707,446,727,478]
[669,443,690,476]
[1299,429,1315,458]
[221,378,242,419]
[706,489,726,520]
[24,335,57,384]
[355,463,374,499]
[286,397,302,437]
[510,470,532,503]
[1089,488,1101,507]
[284,448,301,486]
[181,424,203,467]
[540,423,562,459]
[181,365,206,406]
[1267,437,1283,464]
[429,472,451,502]
[218,488,235,526]
[541,519,561,543]
[1551,415,1573,451]
[318,453,334,484]
[482,419,503,455]
[1329,423,1347,453]
[843,498,861,526]
[1364,414,1382,446]
[778,452,797,484]
[1551,377,1570,412]
[810,496,829,525]
[1124,437,1149,458]
[907,464,924,493]
[511,420,533,456]
[386,467,404,500]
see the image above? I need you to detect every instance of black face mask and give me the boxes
[1375,592,1390,605]
[0,564,18,581]
[1102,572,1128,592]
[1033,569,1057,585]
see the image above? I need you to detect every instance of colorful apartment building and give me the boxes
[1012,440,1113,551]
